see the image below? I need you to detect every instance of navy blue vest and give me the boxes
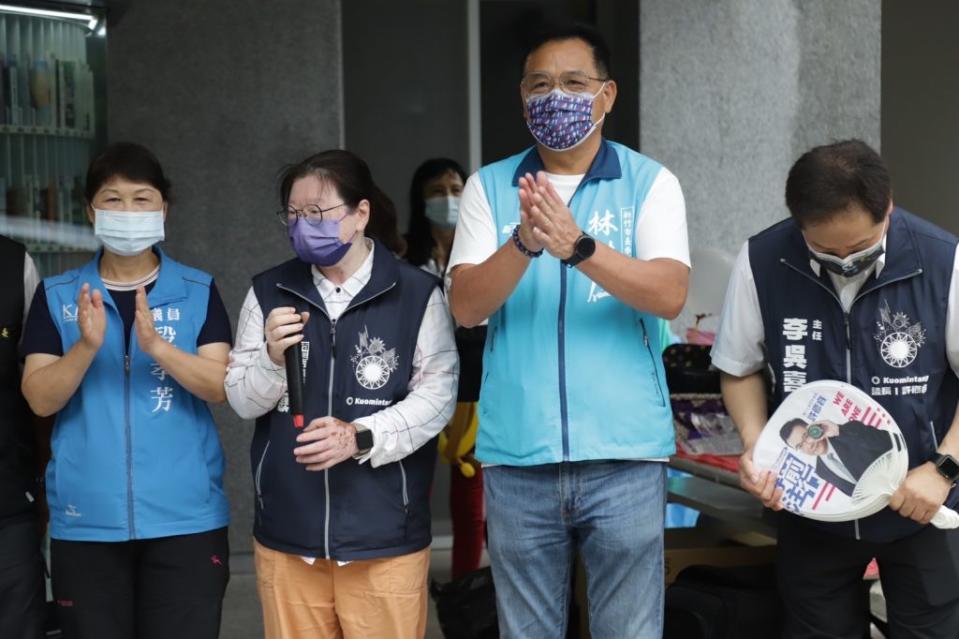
[0,236,36,522]
[250,241,440,560]
[750,209,959,542]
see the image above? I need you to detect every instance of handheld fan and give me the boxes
[751,380,959,528]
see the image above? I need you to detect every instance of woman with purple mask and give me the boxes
[225,150,458,638]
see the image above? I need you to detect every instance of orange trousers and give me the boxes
[254,541,430,639]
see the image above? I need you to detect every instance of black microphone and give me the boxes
[285,324,305,429]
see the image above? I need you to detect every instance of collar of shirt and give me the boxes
[311,239,375,304]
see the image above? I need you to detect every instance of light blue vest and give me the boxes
[43,249,229,541]
[476,139,675,465]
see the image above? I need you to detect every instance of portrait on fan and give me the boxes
[752,382,907,522]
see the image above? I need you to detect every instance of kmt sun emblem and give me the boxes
[351,326,399,390]
[874,300,925,368]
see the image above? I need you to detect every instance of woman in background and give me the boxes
[406,158,487,579]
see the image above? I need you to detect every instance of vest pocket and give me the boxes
[255,441,271,517]
[639,319,667,407]
[398,460,410,508]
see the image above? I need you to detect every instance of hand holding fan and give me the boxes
[751,380,959,528]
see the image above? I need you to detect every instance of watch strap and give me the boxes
[563,233,594,268]
[934,453,959,483]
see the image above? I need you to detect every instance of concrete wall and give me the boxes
[106,0,343,552]
[342,0,470,232]
[640,0,881,257]
[882,0,959,234]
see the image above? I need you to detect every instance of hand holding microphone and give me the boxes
[265,306,310,427]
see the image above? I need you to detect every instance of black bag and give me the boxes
[664,564,782,639]
[662,344,720,394]
[429,567,498,639]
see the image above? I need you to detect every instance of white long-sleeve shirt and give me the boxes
[225,241,459,468]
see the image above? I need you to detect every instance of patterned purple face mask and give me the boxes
[525,85,606,151]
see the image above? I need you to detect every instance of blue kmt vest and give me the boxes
[43,249,229,541]
[250,241,440,561]
[477,139,675,465]
[750,209,959,542]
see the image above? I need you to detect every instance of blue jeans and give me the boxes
[485,460,666,639]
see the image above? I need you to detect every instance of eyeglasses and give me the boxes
[275,202,347,226]
[521,71,608,97]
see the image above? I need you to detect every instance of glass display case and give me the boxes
[0,2,106,276]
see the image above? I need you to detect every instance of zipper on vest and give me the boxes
[558,266,570,461]
[843,314,852,383]
[124,353,135,539]
[781,259,922,542]
[275,281,398,559]
[324,318,337,560]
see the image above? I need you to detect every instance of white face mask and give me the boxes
[94,209,165,257]
[423,195,460,229]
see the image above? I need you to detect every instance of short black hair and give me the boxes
[780,418,808,445]
[522,21,611,78]
[784,139,891,227]
[85,142,171,203]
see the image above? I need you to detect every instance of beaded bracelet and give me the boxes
[511,225,544,258]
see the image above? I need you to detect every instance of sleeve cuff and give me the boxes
[709,350,765,378]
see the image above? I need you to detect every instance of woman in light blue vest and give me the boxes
[20,143,232,639]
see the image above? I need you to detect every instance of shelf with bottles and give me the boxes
[1,14,96,133]
[1,9,102,273]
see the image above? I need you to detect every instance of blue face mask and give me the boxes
[288,217,355,267]
[423,196,460,229]
[525,84,606,152]
[94,209,165,257]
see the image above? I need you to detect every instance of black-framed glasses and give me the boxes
[275,202,347,226]
[520,71,608,97]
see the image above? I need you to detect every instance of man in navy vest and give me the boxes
[713,140,959,638]
[448,22,690,639]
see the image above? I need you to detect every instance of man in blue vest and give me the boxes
[448,22,690,639]
[712,139,959,638]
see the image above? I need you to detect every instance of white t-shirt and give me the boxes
[448,167,691,271]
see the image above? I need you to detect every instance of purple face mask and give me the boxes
[525,85,606,151]
[288,217,354,267]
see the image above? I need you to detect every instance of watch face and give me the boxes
[938,455,959,481]
[356,429,374,451]
[576,236,596,259]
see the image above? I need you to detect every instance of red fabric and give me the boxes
[674,450,741,473]
[449,465,485,580]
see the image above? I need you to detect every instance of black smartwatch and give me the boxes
[934,453,959,484]
[562,233,596,268]
[355,427,374,456]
